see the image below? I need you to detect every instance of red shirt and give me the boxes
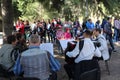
[16,23,25,34]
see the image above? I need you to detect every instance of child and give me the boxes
[64,28,72,39]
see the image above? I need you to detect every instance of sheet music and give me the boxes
[59,39,75,50]
[40,43,54,56]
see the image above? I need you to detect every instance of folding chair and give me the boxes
[79,68,98,80]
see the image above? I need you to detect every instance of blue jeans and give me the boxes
[114,28,119,41]
[107,34,115,50]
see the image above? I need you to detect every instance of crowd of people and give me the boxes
[0,16,120,80]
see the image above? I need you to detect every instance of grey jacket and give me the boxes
[104,22,112,35]
[0,44,14,71]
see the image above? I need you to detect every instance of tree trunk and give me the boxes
[0,0,2,32]
[1,0,13,37]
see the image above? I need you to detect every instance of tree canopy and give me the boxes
[1,0,120,22]
[11,0,120,21]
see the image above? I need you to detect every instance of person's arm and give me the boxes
[94,47,101,57]
[66,42,79,57]
[86,21,89,29]
[98,38,107,51]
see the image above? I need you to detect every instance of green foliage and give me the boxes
[13,1,22,20]
[12,0,120,21]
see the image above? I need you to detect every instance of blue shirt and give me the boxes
[86,21,94,30]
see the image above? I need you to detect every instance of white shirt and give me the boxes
[114,20,120,29]
[66,38,101,63]
[77,30,81,35]
[97,34,109,60]
[47,24,51,30]
[31,23,36,31]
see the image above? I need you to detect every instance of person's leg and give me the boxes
[114,28,117,42]
[64,64,75,80]
[115,28,119,41]
[109,36,115,50]
[117,29,120,41]
[56,39,63,54]
[47,32,50,42]
[49,71,57,80]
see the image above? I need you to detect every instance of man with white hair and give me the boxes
[20,34,50,80]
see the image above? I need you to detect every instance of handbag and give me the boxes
[49,54,61,72]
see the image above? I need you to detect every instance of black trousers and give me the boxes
[49,71,57,80]
[64,63,75,79]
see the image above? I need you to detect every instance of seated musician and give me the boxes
[93,28,110,60]
[64,29,101,80]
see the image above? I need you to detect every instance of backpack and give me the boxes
[10,48,23,76]
[10,48,20,61]
[13,53,23,76]
[65,40,84,64]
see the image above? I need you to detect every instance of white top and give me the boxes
[47,24,51,29]
[40,43,54,56]
[31,23,36,31]
[114,19,120,29]
[97,34,109,60]
[66,38,101,63]
[59,39,75,50]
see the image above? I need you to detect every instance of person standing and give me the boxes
[114,17,120,41]
[16,20,25,35]
[73,18,80,38]
[104,17,116,52]
[86,19,95,30]
[95,20,101,29]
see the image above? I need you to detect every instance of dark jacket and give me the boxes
[104,22,112,36]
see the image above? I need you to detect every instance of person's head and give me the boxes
[93,28,101,37]
[25,20,29,25]
[48,19,51,23]
[29,34,40,46]
[7,35,17,46]
[66,28,70,33]
[83,29,93,38]
[96,20,100,24]
[15,33,22,41]
[114,17,118,20]
[34,21,36,24]
[88,19,92,23]
[78,27,81,30]
[41,19,45,22]
[107,17,112,23]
